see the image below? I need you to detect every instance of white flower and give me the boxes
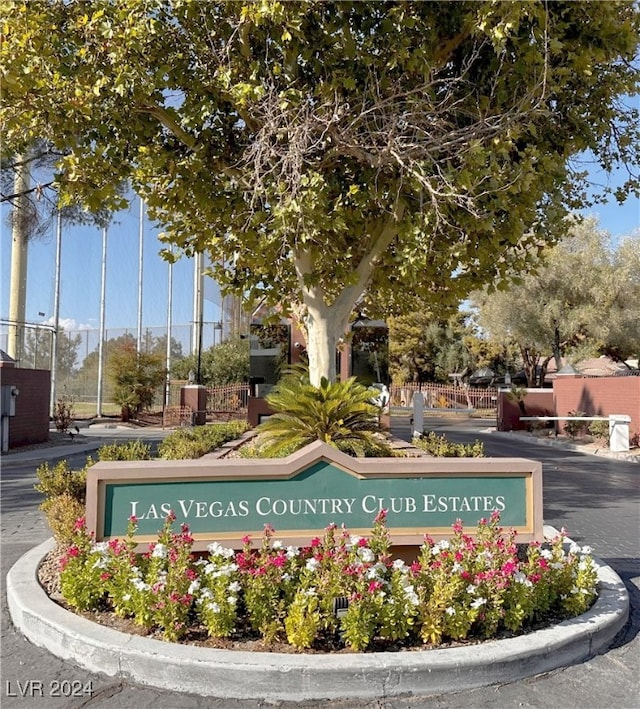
[92,557,108,570]
[466,584,477,595]
[306,558,320,572]
[207,602,221,613]
[569,542,581,555]
[207,541,235,558]
[151,543,167,559]
[470,597,487,609]
[513,571,533,587]
[228,581,241,593]
[131,578,150,592]
[451,562,462,574]
[188,580,201,594]
[358,548,375,563]
[392,559,407,571]
[286,545,299,559]
[581,545,593,555]
[350,535,363,547]
[540,549,553,560]
[446,606,456,616]
[122,593,131,602]
[550,562,564,570]
[93,541,109,554]
[272,540,283,549]
[366,562,386,580]
[227,595,237,605]
[434,540,450,553]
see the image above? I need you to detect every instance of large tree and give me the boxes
[2,1,638,385]
[470,217,640,386]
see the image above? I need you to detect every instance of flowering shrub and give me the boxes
[58,512,598,650]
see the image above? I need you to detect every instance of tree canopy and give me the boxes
[470,217,640,386]
[2,0,638,384]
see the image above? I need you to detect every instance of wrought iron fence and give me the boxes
[389,382,498,415]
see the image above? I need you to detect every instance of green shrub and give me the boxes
[564,411,587,438]
[157,421,249,459]
[96,440,152,461]
[35,460,87,503]
[53,394,75,433]
[256,368,386,457]
[40,493,86,546]
[412,431,485,457]
[588,420,609,443]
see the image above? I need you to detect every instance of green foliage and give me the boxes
[588,420,610,443]
[107,340,166,420]
[388,312,474,384]
[40,493,86,547]
[53,393,75,433]
[4,1,638,385]
[57,513,598,651]
[157,421,249,460]
[171,337,250,386]
[471,219,640,386]
[412,432,485,458]
[564,411,588,438]
[256,368,387,457]
[35,460,87,503]
[95,440,152,461]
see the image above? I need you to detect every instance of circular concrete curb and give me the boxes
[7,533,629,702]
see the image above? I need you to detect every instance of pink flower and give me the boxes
[74,517,86,531]
[242,535,252,546]
[100,572,111,581]
[67,545,80,558]
[368,580,383,593]
[166,510,177,522]
[128,515,138,524]
[374,508,388,525]
[357,537,368,547]
[310,537,321,548]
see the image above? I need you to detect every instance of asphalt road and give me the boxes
[1,420,638,708]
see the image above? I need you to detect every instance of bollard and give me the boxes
[412,391,424,439]
[609,415,630,452]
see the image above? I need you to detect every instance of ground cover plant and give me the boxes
[56,510,597,652]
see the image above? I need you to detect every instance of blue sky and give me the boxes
[1,184,638,357]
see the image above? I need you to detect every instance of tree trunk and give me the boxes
[292,207,404,388]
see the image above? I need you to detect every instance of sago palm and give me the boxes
[257,369,385,457]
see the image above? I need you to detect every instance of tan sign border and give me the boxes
[86,440,543,550]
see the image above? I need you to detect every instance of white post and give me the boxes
[136,198,144,353]
[96,226,108,417]
[164,252,173,408]
[412,391,424,439]
[609,415,630,452]
[49,209,62,418]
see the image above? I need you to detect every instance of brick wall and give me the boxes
[0,364,51,447]
[553,376,639,439]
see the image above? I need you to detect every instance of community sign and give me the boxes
[85,440,543,550]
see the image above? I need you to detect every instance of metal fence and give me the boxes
[389,382,498,415]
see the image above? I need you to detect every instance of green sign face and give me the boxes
[86,442,542,547]
[103,459,527,537]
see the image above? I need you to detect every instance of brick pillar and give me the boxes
[180,385,207,425]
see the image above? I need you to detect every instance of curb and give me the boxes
[486,429,640,463]
[7,532,630,702]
